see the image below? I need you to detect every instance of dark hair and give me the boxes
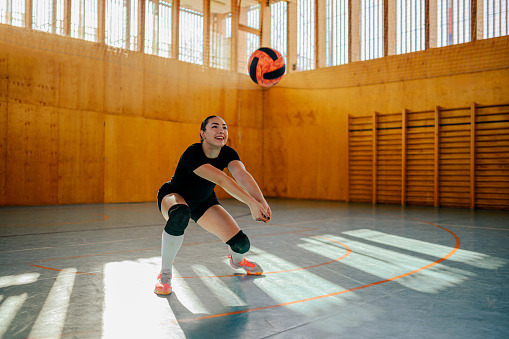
[200,115,218,142]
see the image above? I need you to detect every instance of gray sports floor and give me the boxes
[0,199,508,338]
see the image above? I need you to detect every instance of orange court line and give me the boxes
[176,218,461,323]
[26,232,351,278]
[29,264,98,276]
[178,236,351,278]
[0,213,109,227]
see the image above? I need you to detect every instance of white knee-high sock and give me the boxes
[229,248,245,264]
[161,231,184,282]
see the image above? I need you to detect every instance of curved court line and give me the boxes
[177,235,351,278]
[26,233,351,278]
[176,218,461,323]
[0,214,109,227]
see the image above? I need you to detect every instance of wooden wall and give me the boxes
[2,24,509,211]
[263,36,509,210]
[0,25,263,206]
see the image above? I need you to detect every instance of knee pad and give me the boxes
[226,230,250,254]
[164,204,191,236]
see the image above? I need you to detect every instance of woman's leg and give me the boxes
[197,205,263,274]
[196,204,241,242]
[159,193,188,281]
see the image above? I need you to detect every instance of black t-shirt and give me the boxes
[170,143,240,205]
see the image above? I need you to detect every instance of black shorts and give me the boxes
[157,181,221,222]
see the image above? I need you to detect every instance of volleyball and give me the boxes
[248,47,286,88]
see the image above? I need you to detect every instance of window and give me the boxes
[1,0,26,26]
[326,0,349,66]
[437,0,470,47]
[210,2,231,70]
[271,0,287,61]
[360,0,384,60]
[32,0,65,34]
[179,6,203,65]
[397,0,425,53]
[483,0,508,38]
[245,4,260,71]
[71,0,98,42]
[297,0,315,71]
[145,0,172,56]
[106,0,138,50]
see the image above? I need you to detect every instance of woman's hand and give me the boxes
[249,199,271,223]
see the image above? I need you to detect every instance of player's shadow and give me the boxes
[165,275,265,338]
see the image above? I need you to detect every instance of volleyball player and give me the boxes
[154,116,271,295]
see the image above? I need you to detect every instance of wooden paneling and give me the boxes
[6,103,59,205]
[58,109,104,204]
[0,101,7,205]
[104,115,198,203]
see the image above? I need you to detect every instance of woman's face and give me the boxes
[201,117,228,147]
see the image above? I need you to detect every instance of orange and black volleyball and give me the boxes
[248,47,286,88]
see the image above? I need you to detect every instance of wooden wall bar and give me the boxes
[348,103,509,210]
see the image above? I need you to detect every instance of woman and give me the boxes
[155,116,271,295]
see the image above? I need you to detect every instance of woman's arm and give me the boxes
[193,164,270,222]
[227,160,271,220]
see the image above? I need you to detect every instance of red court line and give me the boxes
[176,218,461,323]
[0,214,109,227]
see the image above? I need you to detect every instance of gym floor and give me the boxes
[0,199,508,339]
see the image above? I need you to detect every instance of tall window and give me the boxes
[145,0,172,57]
[106,0,138,50]
[271,0,287,62]
[297,0,315,71]
[210,5,231,70]
[326,0,349,66]
[179,6,203,65]
[483,0,508,38]
[32,0,65,34]
[437,0,471,47]
[71,0,98,42]
[246,4,260,68]
[397,0,425,54]
[1,0,26,26]
[360,0,384,60]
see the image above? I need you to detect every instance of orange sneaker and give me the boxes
[154,272,172,295]
[229,255,263,275]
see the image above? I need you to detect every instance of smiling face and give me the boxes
[200,116,228,148]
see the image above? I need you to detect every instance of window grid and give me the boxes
[1,0,26,27]
[71,0,98,42]
[297,0,315,71]
[484,0,508,38]
[105,0,131,49]
[246,4,260,66]
[270,0,287,61]
[210,12,231,70]
[326,0,349,66]
[360,0,384,61]
[32,0,65,35]
[179,7,203,65]
[397,0,425,54]
[437,0,470,47]
[158,1,172,57]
